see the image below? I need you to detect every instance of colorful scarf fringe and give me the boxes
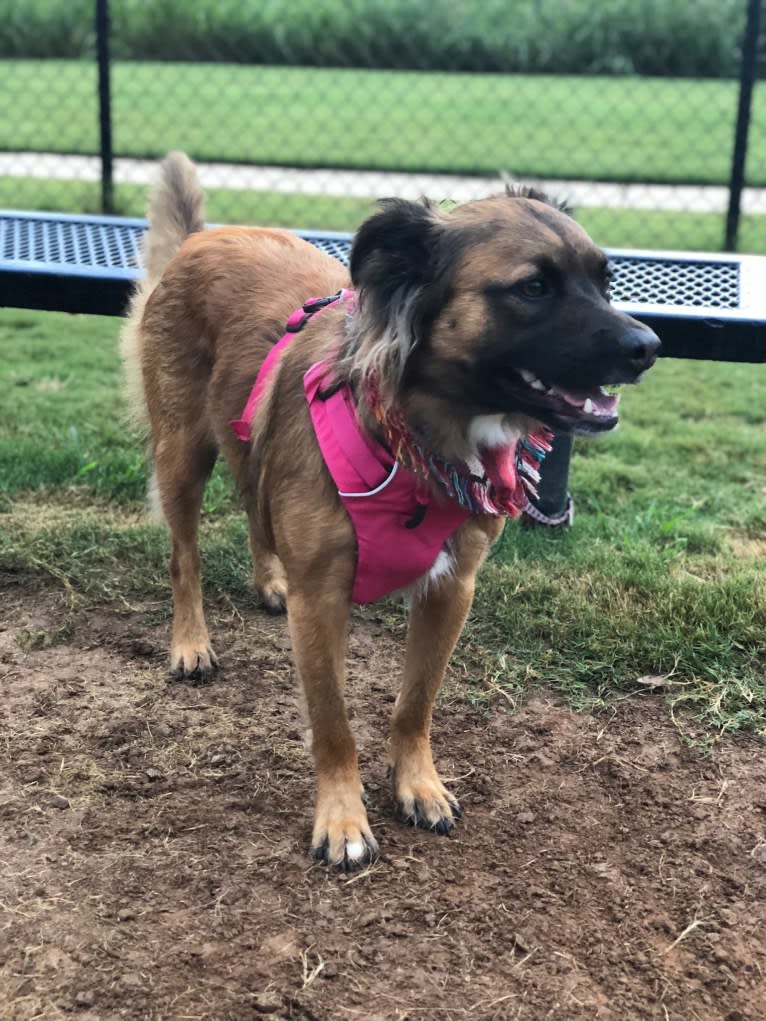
[363,380,553,518]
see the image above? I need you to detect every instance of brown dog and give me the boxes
[121,152,659,870]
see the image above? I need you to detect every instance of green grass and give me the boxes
[0,312,145,501]
[470,358,766,730]
[1,307,765,738]
[576,210,766,256]
[3,61,763,186]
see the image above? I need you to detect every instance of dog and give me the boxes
[121,152,660,871]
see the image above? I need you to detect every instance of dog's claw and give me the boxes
[398,802,458,835]
[394,782,461,835]
[171,665,216,687]
[170,647,218,685]
[311,834,380,872]
[311,838,329,862]
[391,758,461,836]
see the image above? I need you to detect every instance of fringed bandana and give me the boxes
[362,378,553,519]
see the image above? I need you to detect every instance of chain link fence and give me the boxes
[0,0,763,253]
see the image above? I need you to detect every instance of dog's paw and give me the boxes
[259,579,287,615]
[170,643,218,685]
[311,792,379,872]
[253,553,288,614]
[392,763,461,835]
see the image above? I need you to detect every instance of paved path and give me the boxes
[3,152,765,214]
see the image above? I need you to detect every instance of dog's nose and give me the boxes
[620,325,661,375]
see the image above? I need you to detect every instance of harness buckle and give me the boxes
[286,291,346,333]
[302,290,344,314]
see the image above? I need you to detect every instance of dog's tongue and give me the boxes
[553,385,618,416]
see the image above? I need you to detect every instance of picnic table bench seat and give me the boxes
[1,209,764,363]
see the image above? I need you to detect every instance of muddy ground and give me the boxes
[1,580,764,1020]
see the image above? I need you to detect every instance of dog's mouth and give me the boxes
[512,368,620,435]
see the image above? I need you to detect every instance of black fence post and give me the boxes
[725,0,762,251]
[95,0,115,215]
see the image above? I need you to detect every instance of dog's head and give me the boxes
[345,191,660,452]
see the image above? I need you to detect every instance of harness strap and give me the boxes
[304,360,395,495]
[230,289,347,442]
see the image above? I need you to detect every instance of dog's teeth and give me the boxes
[520,369,548,392]
[583,398,595,415]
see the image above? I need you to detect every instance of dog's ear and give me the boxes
[350,198,442,304]
[345,199,445,396]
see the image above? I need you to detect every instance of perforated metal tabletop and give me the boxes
[1,210,764,361]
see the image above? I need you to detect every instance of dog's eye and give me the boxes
[518,278,548,299]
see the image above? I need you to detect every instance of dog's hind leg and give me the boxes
[389,516,503,833]
[153,429,219,682]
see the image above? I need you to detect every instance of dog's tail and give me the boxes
[142,150,205,286]
[120,152,205,440]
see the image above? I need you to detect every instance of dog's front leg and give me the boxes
[287,588,379,871]
[390,517,503,833]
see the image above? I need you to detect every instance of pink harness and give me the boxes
[231,291,469,603]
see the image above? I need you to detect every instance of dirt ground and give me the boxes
[1,579,765,1021]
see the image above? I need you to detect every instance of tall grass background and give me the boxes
[0,0,751,76]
